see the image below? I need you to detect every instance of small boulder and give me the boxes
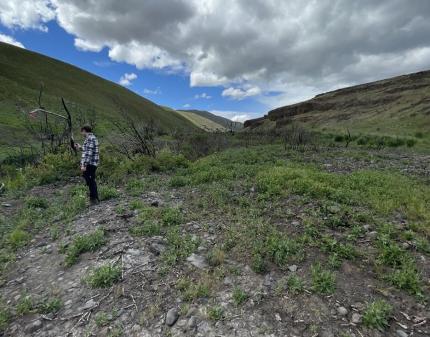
[337,306,348,316]
[288,265,298,272]
[351,313,362,324]
[186,253,208,269]
[25,320,42,333]
[396,330,408,337]
[165,308,179,326]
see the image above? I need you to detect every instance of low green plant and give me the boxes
[388,260,423,297]
[7,229,31,250]
[161,207,183,226]
[99,186,120,201]
[207,247,225,267]
[86,264,121,288]
[38,297,62,314]
[287,274,305,294]
[162,227,198,265]
[65,229,106,266]
[311,263,336,294]
[362,300,392,329]
[129,221,161,237]
[207,306,224,321]
[177,277,211,301]
[232,287,248,306]
[25,196,49,209]
[0,302,10,332]
[328,254,342,269]
[95,311,111,327]
[16,295,34,316]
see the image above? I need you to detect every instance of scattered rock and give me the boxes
[337,306,348,316]
[1,203,12,207]
[186,253,208,269]
[367,231,378,239]
[165,308,179,326]
[328,205,341,213]
[263,274,274,287]
[81,299,97,310]
[351,313,362,324]
[150,242,165,255]
[25,319,42,333]
[288,265,298,272]
[151,200,159,207]
[396,330,408,337]
[187,316,198,331]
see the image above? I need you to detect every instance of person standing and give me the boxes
[75,125,100,205]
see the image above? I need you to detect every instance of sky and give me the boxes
[1,0,430,122]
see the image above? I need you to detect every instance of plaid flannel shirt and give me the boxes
[80,133,99,167]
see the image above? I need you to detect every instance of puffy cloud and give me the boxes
[0,0,54,31]
[74,38,104,52]
[183,104,191,108]
[194,92,211,100]
[0,33,25,48]
[119,72,137,86]
[5,0,430,107]
[222,86,261,100]
[143,87,161,95]
[210,110,259,123]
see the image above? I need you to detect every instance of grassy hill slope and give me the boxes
[245,70,430,140]
[0,42,196,149]
[175,110,227,132]
[178,110,243,131]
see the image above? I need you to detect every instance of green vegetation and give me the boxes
[16,295,34,316]
[0,42,196,151]
[39,297,62,314]
[176,277,211,301]
[311,263,336,294]
[86,264,121,288]
[207,306,224,321]
[287,275,305,294]
[95,311,111,327]
[65,229,106,266]
[232,287,249,306]
[0,301,10,332]
[363,300,392,329]
[207,247,225,267]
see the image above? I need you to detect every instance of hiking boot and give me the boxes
[90,198,100,206]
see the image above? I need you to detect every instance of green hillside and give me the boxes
[178,110,243,131]
[0,42,196,151]
[175,110,227,132]
[245,70,430,147]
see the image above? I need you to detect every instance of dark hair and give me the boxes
[80,125,93,133]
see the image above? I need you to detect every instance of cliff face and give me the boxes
[245,70,430,136]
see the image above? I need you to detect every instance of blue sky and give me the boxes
[0,20,267,122]
[1,1,430,123]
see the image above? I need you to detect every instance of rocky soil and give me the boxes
[0,148,429,337]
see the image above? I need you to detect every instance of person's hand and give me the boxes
[80,165,86,172]
[74,143,81,150]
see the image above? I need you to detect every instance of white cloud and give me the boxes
[210,110,259,123]
[183,104,191,108]
[0,33,25,48]
[143,87,161,95]
[5,0,430,110]
[0,0,55,31]
[194,92,211,100]
[222,86,261,100]
[74,38,104,52]
[119,72,138,86]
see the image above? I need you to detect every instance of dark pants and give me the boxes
[83,165,99,201]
